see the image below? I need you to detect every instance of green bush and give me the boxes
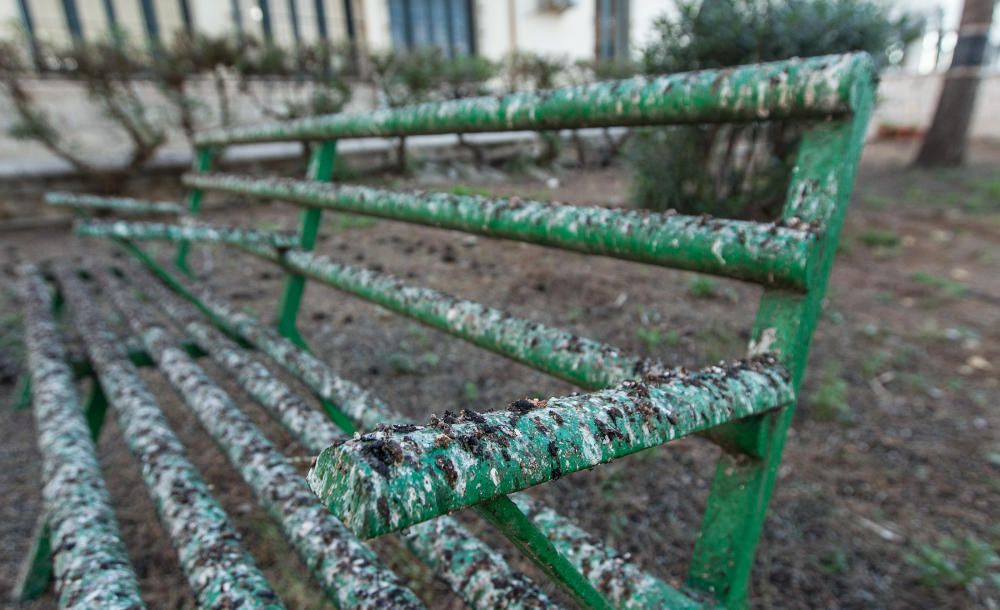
[630,0,922,219]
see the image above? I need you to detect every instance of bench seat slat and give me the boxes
[308,356,793,539]
[138,263,698,610]
[18,266,146,610]
[54,267,284,609]
[99,270,427,610]
[46,192,183,215]
[130,267,560,610]
[181,173,816,289]
[195,54,872,146]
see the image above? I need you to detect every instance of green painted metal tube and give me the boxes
[99,271,426,610]
[195,53,874,146]
[308,357,793,539]
[77,219,300,249]
[17,265,146,610]
[128,266,560,610]
[74,219,652,390]
[124,251,699,610]
[181,173,816,289]
[54,267,284,609]
[475,496,612,610]
[45,192,183,215]
[132,269,353,457]
[274,247,650,390]
[511,495,703,609]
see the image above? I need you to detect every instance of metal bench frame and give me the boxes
[15,53,875,609]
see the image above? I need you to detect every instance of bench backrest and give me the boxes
[63,53,875,609]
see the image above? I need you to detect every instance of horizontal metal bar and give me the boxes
[17,265,146,610]
[123,249,700,610]
[196,53,874,146]
[46,192,183,215]
[77,219,301,249]
[511,495,704,609]
[125,262,561,609]
[53,267,283,608]
[181,173,816,288]
[98,269,427,610]
[75,219,654,390]
[308,356,793,539]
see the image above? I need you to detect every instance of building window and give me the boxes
[388,0,476,56]
[596,0,629,60]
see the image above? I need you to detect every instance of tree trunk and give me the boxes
[914,0,995,167]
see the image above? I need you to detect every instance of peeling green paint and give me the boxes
[76,219,300,249]
[46,192,183,215]
[18,265,145,610]
[308,357,793,539]
[182,173,815,289]
[196,54,872,146]
[53,267,284,609]
[99,270,426,610]
[73,220,653,391]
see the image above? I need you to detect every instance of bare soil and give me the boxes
[0,140,997,609]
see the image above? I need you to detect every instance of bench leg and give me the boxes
[10,374,31,411]
[84,376,109,441]
[276,141,337,349]
[476,495,613,610]
[13,516,52,602]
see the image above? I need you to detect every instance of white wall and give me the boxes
[875,71,1000,138]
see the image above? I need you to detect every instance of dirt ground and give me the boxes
[0,139,997,609]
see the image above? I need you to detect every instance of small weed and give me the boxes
[861,350,890,379]
[861,194,892,209]
[818,548,850,575]
[695,323,742,364]
[810,362,852,424]
[857,228,901,249]
[463,381,479,401]
[329,213,378,232]
[255,220,285,232]
[448,184,494,198]
[385,350,439,374]
[905,535,999,590]
[911,271,968,300]
[564,306,586,323]
[688,275,718,299]
[331,156,359,181]
[635,326,664,352]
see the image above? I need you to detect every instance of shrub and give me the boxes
[630,0,923,219]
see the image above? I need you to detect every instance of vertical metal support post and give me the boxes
[11,375,31,411]
[138,0,161,47]
[175,146,216,275]
[231,0,245,42]
[259,0,274,41]
[60,0,84,43]
[276,140,336,348]
[17,0,43,70]
[84,377,109,441]
[288,0,301,47]
[475,495,612,610]
[686,84,874,608]
[13,518,52,601]
[178,0,194,34]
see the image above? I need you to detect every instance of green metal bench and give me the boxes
[14,53,875,609]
